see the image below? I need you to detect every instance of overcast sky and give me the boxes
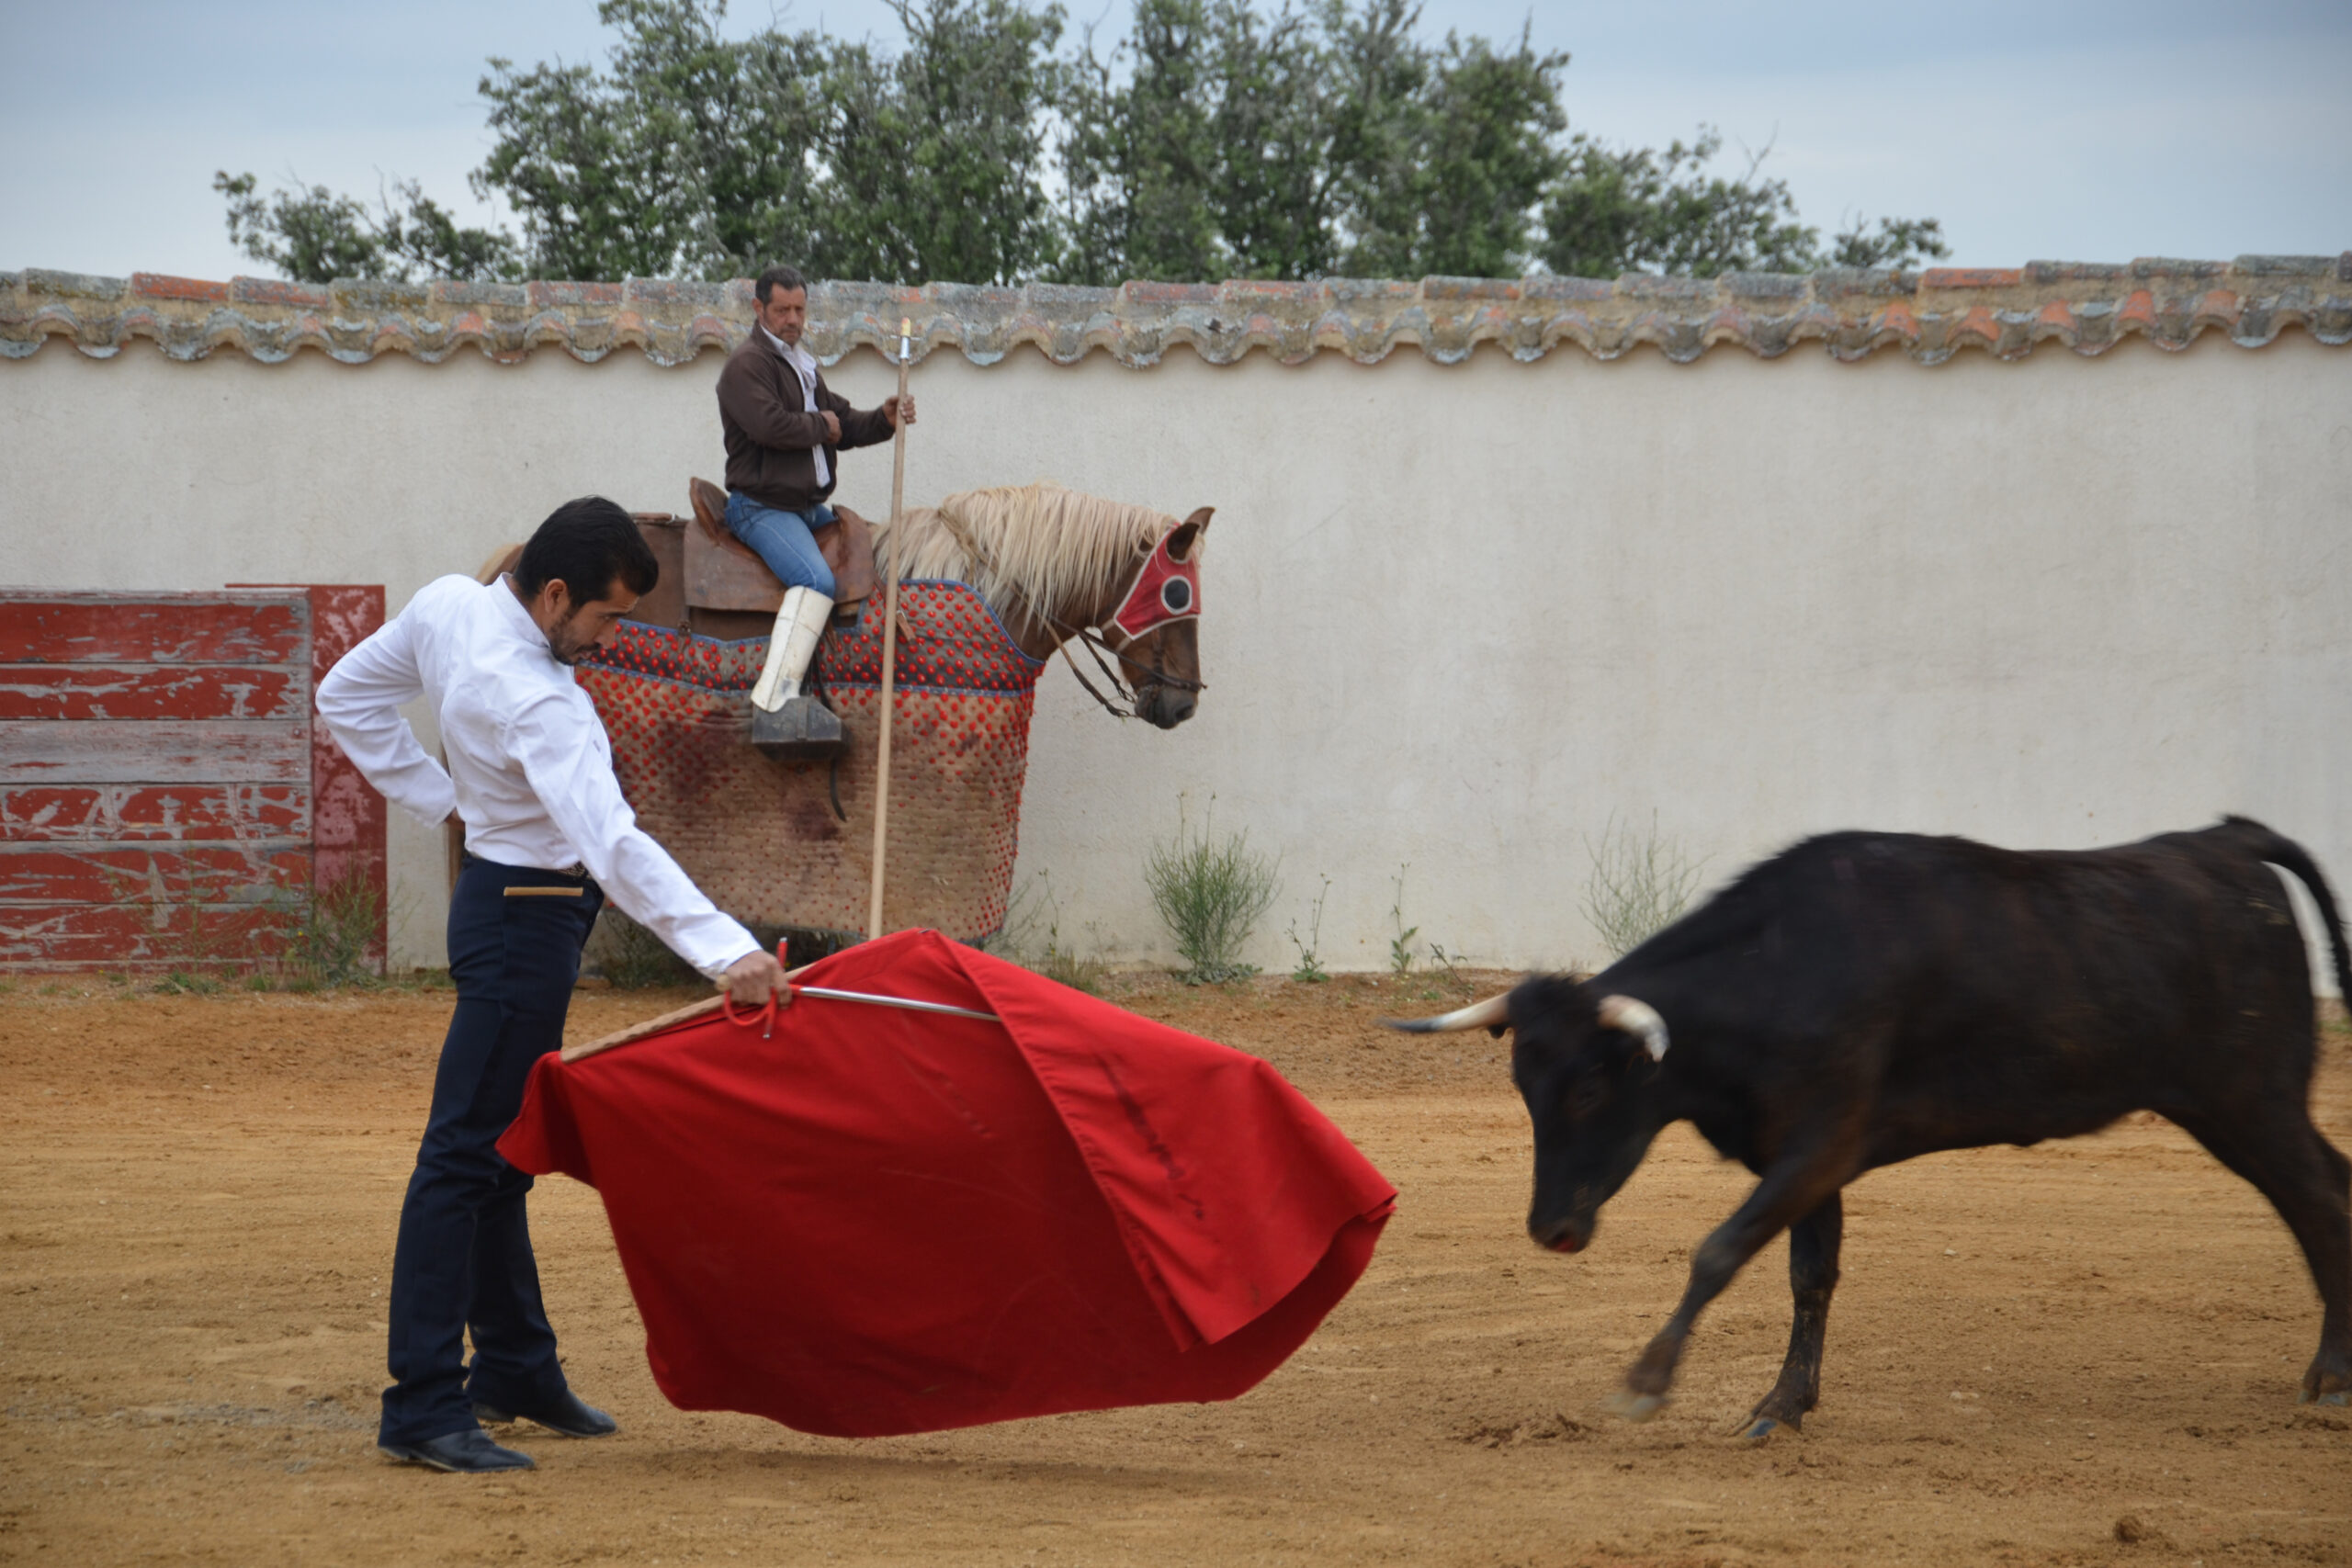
[3,0,2346,281]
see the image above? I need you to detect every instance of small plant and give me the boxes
[594,908,698,989]
[1427,942,1464,980]
[155,968,223,996]
[1387,863,1419,976]
[1145,807,1280,985]
[1580,811,1705,958]
[1032,873,1106,994]
[281,869,386,988]
[1286,874,1332,983]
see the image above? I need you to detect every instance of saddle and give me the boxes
[686,478,878,620]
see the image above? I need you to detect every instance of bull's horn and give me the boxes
[1597,995,1668,1061]
[1382,992,1510,1034]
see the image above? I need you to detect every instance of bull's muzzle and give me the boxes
[1531,1214,1590,1254]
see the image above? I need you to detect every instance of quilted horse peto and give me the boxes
[578,584,1045,943]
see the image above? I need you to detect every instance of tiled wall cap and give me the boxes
[1810,266,1917,298]
[2025,261,2130,284]
[330,279,430,312]
[2130,258,2230,279]
[6,261,2345,367]
[2232,254,2337,277]
[1617,274,1715,300]
[429,280,529,308]
[1322,278,1418,303]
[623,278,733,307]
[1720,272,1810,299]
[1421,276,1521,301]
[21,268,128,300]
[1519,275,1617,302]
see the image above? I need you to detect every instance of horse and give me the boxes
[571,480,1213,946]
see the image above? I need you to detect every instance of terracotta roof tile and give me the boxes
[4,262,2346,368]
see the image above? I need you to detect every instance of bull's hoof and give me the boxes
[1738,1416,1781,1442]
[1609,1391,1666,1423]
[2301,1388,2349,1406]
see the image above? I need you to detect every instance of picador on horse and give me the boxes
[696,262,911,754]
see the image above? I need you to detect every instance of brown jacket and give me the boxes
[717,330,895,513]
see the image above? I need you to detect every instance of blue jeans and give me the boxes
[379,855,604,1446]
[726,492,837,598]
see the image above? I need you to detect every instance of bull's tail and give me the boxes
[2222,814,2352,1002]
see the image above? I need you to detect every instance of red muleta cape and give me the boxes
[497,929,1396,1438]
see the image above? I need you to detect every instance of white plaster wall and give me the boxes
[4,333,2346,981]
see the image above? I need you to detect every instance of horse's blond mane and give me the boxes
[877,481,1186,623]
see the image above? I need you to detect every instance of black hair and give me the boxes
[755,264,808,303]
[514,496,659,603]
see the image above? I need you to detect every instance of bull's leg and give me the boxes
[1615,1149,1855,1422]
[2175,1109,2352,1404]
[1740,1190,1844,1440]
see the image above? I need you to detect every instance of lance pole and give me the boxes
[867,317,913,940]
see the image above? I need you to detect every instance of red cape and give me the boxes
[498,930,1396,1438]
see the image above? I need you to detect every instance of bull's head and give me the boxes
[1387,977,1671,1255]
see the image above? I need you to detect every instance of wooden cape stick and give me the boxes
[867,317,913,941]
[563,964,815,1064]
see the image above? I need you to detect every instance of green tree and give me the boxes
[816,0,1069,285]
[214,0,1951,286]
[212,170,516,283]
[1539,129,1949,278]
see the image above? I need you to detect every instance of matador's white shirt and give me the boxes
[316,573,760,977]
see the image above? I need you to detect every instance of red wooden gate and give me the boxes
[0,587,385,974]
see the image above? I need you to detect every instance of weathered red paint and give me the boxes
[0,844,311,904]
[0,784,305,841]
[0,665,303,721]
[0,599,306,665]
[0,588,384,972]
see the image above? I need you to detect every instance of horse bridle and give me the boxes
[967,525,1207,721]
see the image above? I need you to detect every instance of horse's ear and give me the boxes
[1168,507,1213,562]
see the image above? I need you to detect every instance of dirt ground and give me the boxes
[4,968,2349,1567]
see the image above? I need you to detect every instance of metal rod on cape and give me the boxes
[793,985,997,1022]
[560,971,996,1065]
[867,318,913,940]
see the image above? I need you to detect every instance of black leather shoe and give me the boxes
[472,1389,619,1438]
[378,1427,536,1472]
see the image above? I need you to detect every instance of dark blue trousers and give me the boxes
[379,855,604,1447]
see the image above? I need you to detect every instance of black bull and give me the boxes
[1393,817,2352,1436]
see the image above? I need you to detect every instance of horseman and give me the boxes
[702,263,917,727]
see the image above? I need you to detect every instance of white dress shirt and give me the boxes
[760,323,831,491]
[316,574,760,977]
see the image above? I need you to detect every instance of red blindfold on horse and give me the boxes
[1105,525,1203,649]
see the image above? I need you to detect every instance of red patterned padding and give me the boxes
[578,584,1044,940]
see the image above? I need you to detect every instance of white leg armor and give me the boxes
[751,587,833,713]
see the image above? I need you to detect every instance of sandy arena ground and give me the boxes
[3,969,2348,1566]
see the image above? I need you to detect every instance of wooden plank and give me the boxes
[0,596,308,665]
[0,721,310,784]
[300,587,387,923]
[0,784,307,842]
[0,665,304,721]
[0,843,311,905]
[0,901,300,968]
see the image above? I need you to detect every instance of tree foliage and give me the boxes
[215,0,1949,286]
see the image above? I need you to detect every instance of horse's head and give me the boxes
[1103,508,1210,729]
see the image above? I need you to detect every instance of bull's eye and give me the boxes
[1159,576,1193,615]
[1563,1076,1607,1120]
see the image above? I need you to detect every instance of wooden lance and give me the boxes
[867,318,913,940]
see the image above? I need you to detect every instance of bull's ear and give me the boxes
[1168,507,1213,562]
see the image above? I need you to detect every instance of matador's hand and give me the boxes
[720,950,789,1006]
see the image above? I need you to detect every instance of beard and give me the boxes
[545,609,596,666]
